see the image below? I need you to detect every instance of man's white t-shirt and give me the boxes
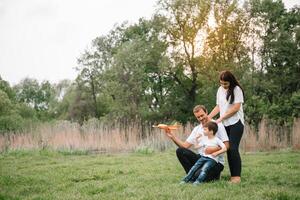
[186,122,229,165]
[198,136,226,162]
[217,86,244,126]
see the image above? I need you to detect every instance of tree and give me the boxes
[156,0,251,121]
[76,33,116,119]
[14,78,56,120]
[0,85,24,132]
[0,76,15,100]
[249,0,300,122]
[157,0,212,113]
[104,18,173,120]
[204,0,251,76]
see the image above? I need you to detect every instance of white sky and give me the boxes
[0,0,298,85]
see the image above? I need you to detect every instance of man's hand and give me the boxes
[204,146,221,154]
[163,127,174,139]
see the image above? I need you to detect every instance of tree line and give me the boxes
[0,0,299,132]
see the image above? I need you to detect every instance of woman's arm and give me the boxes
[217,103,241,123]
[208,105,220,119]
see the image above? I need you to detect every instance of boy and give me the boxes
[180,121,227,185]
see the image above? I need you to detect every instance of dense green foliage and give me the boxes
[0,0,299,132]
[0,150,299,199]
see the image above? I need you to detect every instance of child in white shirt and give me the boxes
[180,121,227,185]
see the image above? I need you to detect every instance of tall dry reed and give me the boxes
[241,118,295,152]
[0,119,191,153]
[292,118,300,149]
[0,118,299,153]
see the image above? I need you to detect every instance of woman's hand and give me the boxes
[216,117,223,123]
[219,103,241,122]
[208,105,220,119]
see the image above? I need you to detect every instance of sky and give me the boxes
[0,0,299,85]
[0,0,157,85]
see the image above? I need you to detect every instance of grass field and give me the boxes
[0,149,300,200]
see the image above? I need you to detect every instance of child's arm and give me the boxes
[211,139,227,157]
[205,146,221,154]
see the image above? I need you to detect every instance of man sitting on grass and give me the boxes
[162,105,229,182]
[180,121,227,185]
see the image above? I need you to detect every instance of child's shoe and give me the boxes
[192,181,201,186]
[179,181,187,185]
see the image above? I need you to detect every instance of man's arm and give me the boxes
[211,145,227,157]
[164,128,192,149]
[212,139,228,157]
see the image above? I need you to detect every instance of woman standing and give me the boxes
[209,70,244,183]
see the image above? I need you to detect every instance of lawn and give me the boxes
[0,149,299,200]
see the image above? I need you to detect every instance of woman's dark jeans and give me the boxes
[176,147,224,182]
[225,120,244,177]
[182,156,217,183]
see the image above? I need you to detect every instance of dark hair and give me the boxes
[193,105,207,114]
[203,121,218,135]
[219,70,244,104]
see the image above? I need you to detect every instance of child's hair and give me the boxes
[203,121,218,135]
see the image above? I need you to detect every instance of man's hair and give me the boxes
[193,105,207,114]
[203,121,218,135]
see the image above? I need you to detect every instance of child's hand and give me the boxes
[195,134,202,141]
[211,152,218,157]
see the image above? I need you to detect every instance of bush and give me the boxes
[291,91,300,118]
[16,103,37,119]
[244,95,268,125]
[0,113,25,133]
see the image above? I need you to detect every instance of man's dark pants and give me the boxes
[176,147,224,182]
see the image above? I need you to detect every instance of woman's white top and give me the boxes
[217,86,244,127]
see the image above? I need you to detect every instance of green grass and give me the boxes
[0,149,300,200]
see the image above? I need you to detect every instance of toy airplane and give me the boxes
[152,122,181,130]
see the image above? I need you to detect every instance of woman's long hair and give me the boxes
[219,70,244,104]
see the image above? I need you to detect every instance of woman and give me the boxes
[208,70,244,183]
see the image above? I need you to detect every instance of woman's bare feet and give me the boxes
[230,176,241,184]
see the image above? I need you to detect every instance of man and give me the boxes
[163,105,229,181]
